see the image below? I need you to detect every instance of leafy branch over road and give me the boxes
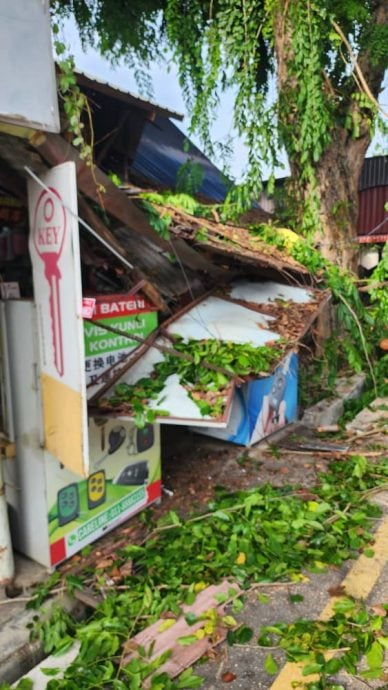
[17,455,387,689]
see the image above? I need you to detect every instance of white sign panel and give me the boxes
[0,0,59,132]
[28,163,89,476]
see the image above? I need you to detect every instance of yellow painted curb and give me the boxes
[268,515,388,690]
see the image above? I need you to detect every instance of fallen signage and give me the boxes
[88,279,327,444]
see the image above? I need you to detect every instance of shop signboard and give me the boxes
[93,281,323,441]
[28,162,89,475]
[84,294,158,391]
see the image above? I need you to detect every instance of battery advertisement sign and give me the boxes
[84,294,158,387]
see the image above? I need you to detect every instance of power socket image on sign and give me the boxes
[87,470,106,510]
[57,484,80,526]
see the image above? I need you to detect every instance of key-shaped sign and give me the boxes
[32,188,66,376]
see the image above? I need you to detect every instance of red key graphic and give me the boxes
[33,189,67,377]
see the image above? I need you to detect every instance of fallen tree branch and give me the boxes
[331,19,388,117]
[336,292,377,396]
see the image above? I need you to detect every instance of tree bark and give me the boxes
[310,131,370,271]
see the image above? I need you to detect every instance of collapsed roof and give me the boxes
[0,69,313,315]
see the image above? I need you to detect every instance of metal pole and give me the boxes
[0,456,14,585]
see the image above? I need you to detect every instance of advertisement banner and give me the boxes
[46,420,161,565]
[84,294,158,388]
[195,353,298,446]
[28,162,89,475]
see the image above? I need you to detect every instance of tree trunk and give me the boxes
[302,131,370,271]
[273,0,386,272]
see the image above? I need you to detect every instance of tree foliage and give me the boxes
[52,0,388,263]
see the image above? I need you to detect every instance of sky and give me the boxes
[60,17,387,184]
[60,17,285,182]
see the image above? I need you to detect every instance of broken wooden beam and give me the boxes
[78,196,167,310]
[29,132,224,278]
[29,131,170,251]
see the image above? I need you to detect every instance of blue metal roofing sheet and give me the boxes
[130,115,228,201]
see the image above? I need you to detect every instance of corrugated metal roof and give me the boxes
[359,155,388,190]
[357,186,388,241]
[130,115,228,201]
[75,69,183,121]
[265,157,388,192]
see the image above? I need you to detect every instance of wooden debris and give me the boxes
[78,196,167,310]
[316,425,340,434]
[149,200,311,278]
[73,587,103,609]
[122,580,241,685]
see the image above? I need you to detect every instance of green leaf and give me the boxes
[235,625,254,643]
[14,681,33,690]
[366,640,384,669]
[324,657,343,674]
[232,597,244,613]
[168,511,182,526]
[363,548,375,558]
[185,612,198,626]
[176,666,204,688]
[226,629,236,646]
[53,637,74,656]
[65,574,84,593]
[185,592,196,606]
[352,455,368,478]
[333,598,356,614]
[40,667,61,677]
[222,615,237,628]
[360,667,384,680]
[214,592,228,604]
[177,635,199,646]
[302,663,323,676]
[264,653,279,675]
[213,510,231,522]
[157,619,176,633]
[143,584,153,608]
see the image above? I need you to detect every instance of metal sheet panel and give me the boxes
[3,300,50,566]
[131,116,228,201]
[166,296,280,347]
[0,0,59,132]
[229,281,313,305]
[95,337,235,428]
[357,187,388,238]
[359,156,388,191]
[75,70,183,121]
